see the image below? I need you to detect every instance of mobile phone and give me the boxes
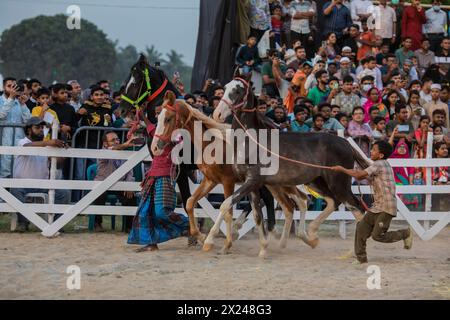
[155,61,160,67]
[397,124,410,132]
[173,71,180,78]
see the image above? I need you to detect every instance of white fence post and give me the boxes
[424,131,433,230]
[47,121,59,224]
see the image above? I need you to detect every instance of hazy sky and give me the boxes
[0,0,200,65]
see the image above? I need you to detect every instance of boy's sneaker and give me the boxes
[403,227,413,250]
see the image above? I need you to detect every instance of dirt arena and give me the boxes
[1,224,449,300]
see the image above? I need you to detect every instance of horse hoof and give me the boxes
[308,238,319,249]
[203,243,214,252]
[197,233,206,244]
[218,247,230,255]
[258,251,268,259]
[231,230,239,241]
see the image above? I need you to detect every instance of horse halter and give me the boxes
[121,67,168,109]
[121,66,168,140]
[220,77,256,114]
[154,102,193,143]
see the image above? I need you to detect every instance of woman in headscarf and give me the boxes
[362,87,389,123]
[388,139,421,210]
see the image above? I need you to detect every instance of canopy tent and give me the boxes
[191,0,240,92]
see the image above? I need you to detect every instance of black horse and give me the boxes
[209,72,370,257]
[117,54,196,212]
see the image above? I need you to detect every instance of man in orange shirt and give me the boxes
[284,61,312,113]
[356,18,376,62]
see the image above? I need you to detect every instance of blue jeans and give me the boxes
[241,64,262,75]
[11,188,70,224]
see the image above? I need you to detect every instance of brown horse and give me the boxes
[151,91,309,256]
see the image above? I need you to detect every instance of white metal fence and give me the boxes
[0,136,449,240]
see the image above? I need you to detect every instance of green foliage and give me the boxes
[114,45,193,93]
[0,15,193,93]
[0,14,116,87]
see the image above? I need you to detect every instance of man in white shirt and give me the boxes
[11,117,69,232]
[290,0,315,54]
[423,0,447,53]
[372,0,396,48]
[350,0,374,28]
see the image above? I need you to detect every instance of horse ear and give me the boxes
[139,53,148,65]
[164,90,176,105]
[233,67,242,79]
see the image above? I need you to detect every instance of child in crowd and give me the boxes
[271,5,283,47]
[372,116,387,141]
[414,115,432,159]
[290,105,310,133]
[335,113,349,133]
[31,87,59,140]
[431,141,449,211]
[310,114,326,133]
[407,90,425,130]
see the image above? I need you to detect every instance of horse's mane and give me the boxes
[174,99,231,143]
[177,99,231,131]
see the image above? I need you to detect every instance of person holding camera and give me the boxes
[386,103,415,149]
[261,49,286,97]
[0,77,31,178]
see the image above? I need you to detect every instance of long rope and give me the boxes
[232,113,334,170]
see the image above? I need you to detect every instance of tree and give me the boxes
[0,14,116,87]
[112,45,139,90]
[161,50,193,93]
[145,45,166,66]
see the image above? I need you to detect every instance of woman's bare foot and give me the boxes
[135,245,158,253]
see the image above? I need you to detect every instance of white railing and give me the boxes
[0,136,449,240]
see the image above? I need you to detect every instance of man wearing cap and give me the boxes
[401,59,419,84]
[335,57,357,82]
[424,84,450,128]
[11,117,69,232]
[341,46,354,61]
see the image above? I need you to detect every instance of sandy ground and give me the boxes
[0,225,449,300]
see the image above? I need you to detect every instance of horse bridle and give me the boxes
[120,66,168,140]
[220,77,256,114]
[154,102,193,143]
[121,66,169,109]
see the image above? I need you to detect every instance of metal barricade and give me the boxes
[0,122,26,179]
[69,126,148,202]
